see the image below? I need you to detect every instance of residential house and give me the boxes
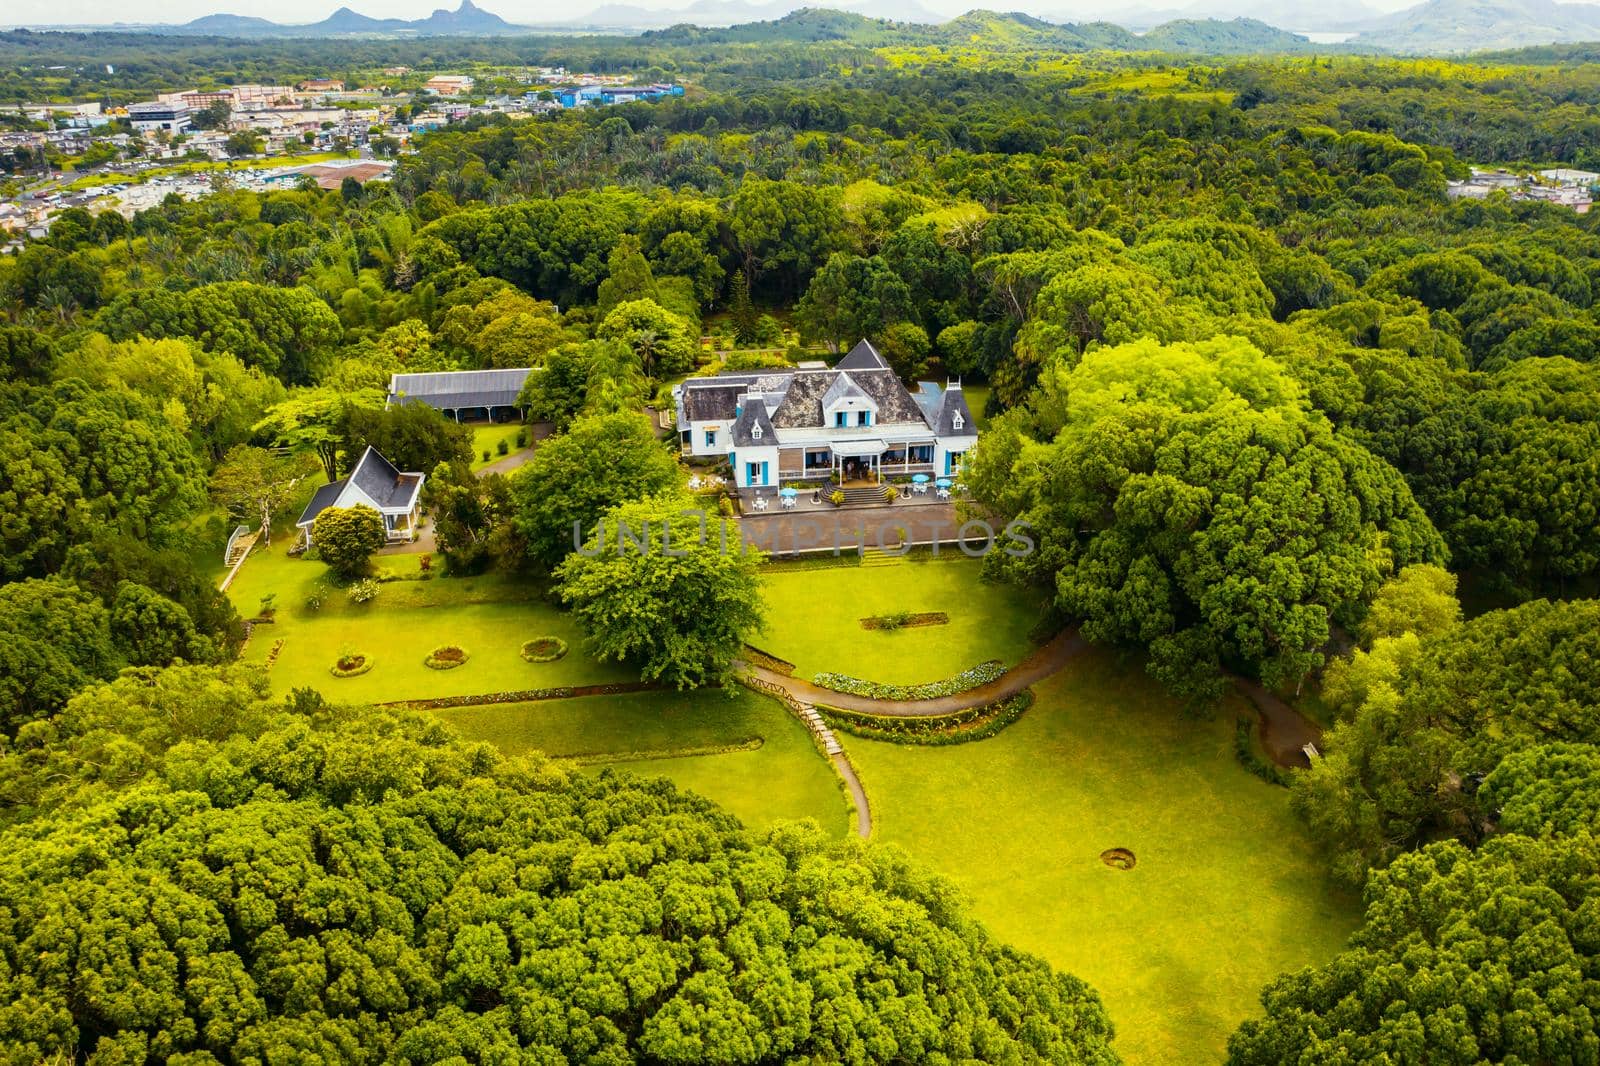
[387,367,533,422]
[295,446,425,545]
[673,340,978,489]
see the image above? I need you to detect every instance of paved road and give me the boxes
[743,629,1322,770]
[476,448,536,477]
[831,753,873,839]
[742,628,1087,715]
[1233,678,1324,768]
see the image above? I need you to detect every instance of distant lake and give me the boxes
[1297,30,1359,43]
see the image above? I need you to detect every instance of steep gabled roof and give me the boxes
[820,372,871,409]
[731,398,777,447]
[296,480,346,529]
[770,371,835,429]
[934,386,978,438]
[347,446,423,511]
[850,369,931,426]
[835,339,889,372]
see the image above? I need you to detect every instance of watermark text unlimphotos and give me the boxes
[574,509,1035,559]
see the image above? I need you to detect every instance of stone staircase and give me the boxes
[793,700,844,755]
[226,533,257,566]
[858,548,903,568]
[840,485,890,506]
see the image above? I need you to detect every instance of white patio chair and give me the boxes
[753,496,768,511]
[937,488,951,500]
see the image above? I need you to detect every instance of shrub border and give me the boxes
[1234,716,1293,787]
[330,653,373,678]
[812,660,1004,701]
[860,611,949,631]
[564,737,764,765]
[520,637,569,663]
[424,645,470,670]
[819,691,1033,745]
[388,680,665,709]
[742,645,796,676]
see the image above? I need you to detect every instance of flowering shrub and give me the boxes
[520,637,569,663]
[346,579,381,605]
[820,692,1033,745]
[811,660,1005,701]
[330,653,372,678]
[424,645,469,670]
[391,681,661,709]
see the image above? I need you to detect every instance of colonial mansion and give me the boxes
[673,340,979,489]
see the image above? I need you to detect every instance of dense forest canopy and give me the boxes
[4,27,1600,1065]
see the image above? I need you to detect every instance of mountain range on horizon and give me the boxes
[23,0,1600,54]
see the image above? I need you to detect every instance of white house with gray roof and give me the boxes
[672,340,978,490]
[295,446,425,545]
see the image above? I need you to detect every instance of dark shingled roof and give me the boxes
[349,447,423,510]
[835,339,889,372]
[770,371,836,429]
[389,368,531,411]
[933,386,978,438]
[681,382,748,422]
[851,369,931,425]
[679,342,948,434]
[731,399,777,447]
[296,481,345,528]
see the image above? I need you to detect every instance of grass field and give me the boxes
[226,538,1349,1064]
[757,556,1045,683]
[845,645,1359,1065]
[436,688,849,834]
[471,423,527,470]
[230,543,632,702]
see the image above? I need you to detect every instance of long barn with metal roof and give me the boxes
[387,368,533,421]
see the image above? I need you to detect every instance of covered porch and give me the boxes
[780,440,940,484]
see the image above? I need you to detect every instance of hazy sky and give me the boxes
[4,0,1481,29]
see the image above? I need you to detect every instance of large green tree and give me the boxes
[1229,834,1600,1065]
[971,337,1444,702]
[311,504,387,578]
[510,412,681,568]
[558,498,764,687]
[1295,597,1600,882]
[595,298,698,382]
[0,673,1118,1065]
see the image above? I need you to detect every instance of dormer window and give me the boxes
[953,412,964,431]
[835,412,848,428]
[751,423,763,440]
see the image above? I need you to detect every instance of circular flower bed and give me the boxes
[424,645,470,670]
[1100,847,1137,871]
[521,636,569,663]
[330,653,372,678]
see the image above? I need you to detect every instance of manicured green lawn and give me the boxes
[471,423,526,470]
[757,556,1045,684]
[230,545,631,703]
[436,688,849,835]
[844,645,1359,1066]
[243,600,633,703]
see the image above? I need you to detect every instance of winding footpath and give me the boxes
[737,628,1323,839]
